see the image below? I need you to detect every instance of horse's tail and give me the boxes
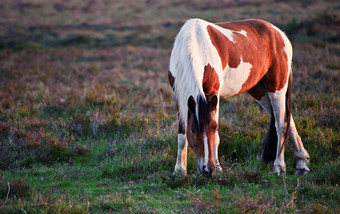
[262,108,278,163]
[281,71,292,155]
[263,72,292,163]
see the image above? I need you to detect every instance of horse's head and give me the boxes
[186,95,218,176]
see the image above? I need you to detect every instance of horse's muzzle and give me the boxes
[201,165,216,177]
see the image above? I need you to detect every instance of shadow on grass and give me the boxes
[0,137,80,170]
[0,25,174,51]
[0,178,31,199]
[101,157,176,181]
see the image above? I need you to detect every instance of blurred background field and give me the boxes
[0,0,339,213]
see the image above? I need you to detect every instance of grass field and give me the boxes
[0,0,339,213]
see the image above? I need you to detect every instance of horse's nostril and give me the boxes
[202,165,212,177]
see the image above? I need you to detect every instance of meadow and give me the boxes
[0,0,339,213]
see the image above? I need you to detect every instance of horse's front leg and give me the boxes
[174,120,188,176]
[213,131,222,172]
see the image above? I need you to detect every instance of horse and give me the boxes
[168,18,310,177]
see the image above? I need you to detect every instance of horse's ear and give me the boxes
[188,96,196,113]
[209,95,218,111]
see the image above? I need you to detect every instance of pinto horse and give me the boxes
[168,18,310,177]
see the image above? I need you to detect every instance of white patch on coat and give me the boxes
[197,157,204,173]
[220,57,253,97]
[237,30,248,37]
[203,134,209,169]
[212,25,248,43]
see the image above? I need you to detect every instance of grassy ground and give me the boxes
[0,0,339,213]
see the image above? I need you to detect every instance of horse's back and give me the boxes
[211,19,293,96]
[169,18,293,112]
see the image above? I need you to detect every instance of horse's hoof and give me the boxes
[215,164,222,173]
[269,170,280,176]
[272,166,286,176]
[295,168,310,176]
[173,172,186,178]
[173,168,187,177]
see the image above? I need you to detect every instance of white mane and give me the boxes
[169,18,223,126]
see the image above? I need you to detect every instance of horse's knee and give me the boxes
[275,121,286,135]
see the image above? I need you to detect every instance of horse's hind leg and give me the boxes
[250,90,287,174]
[268,90,288,174]
[249,75,310,175]
[289,116,310,175]
[174,118,188,176]
[248,84,280,165]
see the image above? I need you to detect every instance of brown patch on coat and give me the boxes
[203,64,220,95]
[206,119,218,172]
[264,55,288,92]
[168,70,175,90]
[207,19,289,94]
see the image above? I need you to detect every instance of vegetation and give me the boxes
[0,0,339,213]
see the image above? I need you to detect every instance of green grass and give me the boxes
[1,0,340,213]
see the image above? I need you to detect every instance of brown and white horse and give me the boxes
[168,18,310,177]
